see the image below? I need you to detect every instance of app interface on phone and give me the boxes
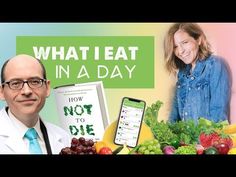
[115,98,145,147]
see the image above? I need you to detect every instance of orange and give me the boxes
[95,141,107,153]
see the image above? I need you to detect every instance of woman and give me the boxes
[164,23,231,123]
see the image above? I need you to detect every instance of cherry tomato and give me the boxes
[99,147,113,155]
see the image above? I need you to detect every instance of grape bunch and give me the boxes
[135,139,163,154]
[60,137,97,155]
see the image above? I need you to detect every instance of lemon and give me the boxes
[228,147,236,154]
[223,123,236,134]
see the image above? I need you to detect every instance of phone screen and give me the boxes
[114,97,146,148]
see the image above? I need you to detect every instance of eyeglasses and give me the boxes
[2,78,47,90]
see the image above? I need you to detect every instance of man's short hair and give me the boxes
[1,58,47,83]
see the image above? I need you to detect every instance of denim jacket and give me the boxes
[169,55,231,123]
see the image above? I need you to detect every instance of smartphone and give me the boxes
[114,97,146,148]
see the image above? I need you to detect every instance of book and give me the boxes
[54,81,110,141]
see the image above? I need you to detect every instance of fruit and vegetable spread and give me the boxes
[60,100,236,155]
[141,100,235,155]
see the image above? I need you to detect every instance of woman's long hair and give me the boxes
[164,23,212,73]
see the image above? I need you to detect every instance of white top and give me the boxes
[0,107,71,154]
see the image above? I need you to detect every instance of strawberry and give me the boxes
[210,131,233,149]
[199,131,220,148]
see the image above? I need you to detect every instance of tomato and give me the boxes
[99,147,113,155]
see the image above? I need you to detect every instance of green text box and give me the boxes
[16,36,154,88]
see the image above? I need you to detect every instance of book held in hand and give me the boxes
[54,81,110,141]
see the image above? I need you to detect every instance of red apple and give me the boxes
[213,142,230,154]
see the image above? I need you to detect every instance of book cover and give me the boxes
[54,81,109,141]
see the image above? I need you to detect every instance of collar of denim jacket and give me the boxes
[191,58,208,78]
[180,58,207,79]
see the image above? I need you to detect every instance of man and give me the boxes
[0,54,70,154]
